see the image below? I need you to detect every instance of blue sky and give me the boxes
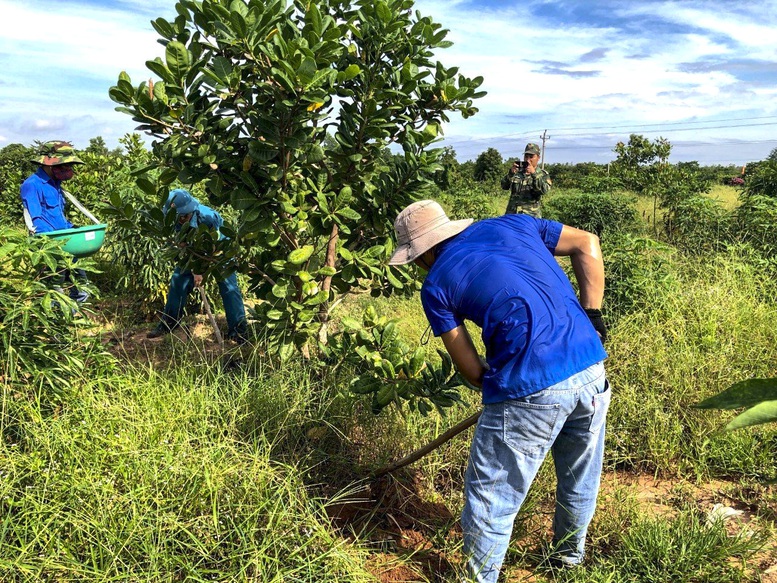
[2,0,777,165]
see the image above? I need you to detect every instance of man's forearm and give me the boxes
[570,250,604,309]
[556,226,605,309]
[440,325,486,388]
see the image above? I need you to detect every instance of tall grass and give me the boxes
[606,250,777,478]
[0,360,375,582]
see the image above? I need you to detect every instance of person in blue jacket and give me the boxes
[389,200,610,581]
[20,140,89,304]
[147,189,248,342]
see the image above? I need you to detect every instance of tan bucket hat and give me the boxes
[388,200,473,265]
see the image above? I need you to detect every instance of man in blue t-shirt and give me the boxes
[20,140,90,304]
[389,200,610,581]
[147,189,248,343]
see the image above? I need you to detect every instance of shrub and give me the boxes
[601,233,678,321]
[741,159,777,198]
[473,147,504,183]
[94,134,172,309]
[439,177,501,221]
[733,195,777,257]
[0,226,110,405]
[662,195,732,255]
[543,190,638,237]
[542,161,609,189]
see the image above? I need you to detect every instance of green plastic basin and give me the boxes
[42,224,107,258]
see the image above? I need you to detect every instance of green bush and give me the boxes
[473,147,504,183]
[0,226,110,404]
[92,134,172,309]
[542,161,609,189]
[662,195,732,254]
[741,158,777,198]
[439,177,501,222]
[544,190,638,237]
[733,194,777,257]
[601,233,678,321]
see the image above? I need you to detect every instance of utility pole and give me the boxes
[540,129,549,169]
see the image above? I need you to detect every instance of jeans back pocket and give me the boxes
[503,399,561,457]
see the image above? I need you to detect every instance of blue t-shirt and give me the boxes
[421,214,607,404]
[20,167,73,233]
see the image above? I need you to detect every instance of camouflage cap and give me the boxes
[31,141,84,166]
[524,143,541,156]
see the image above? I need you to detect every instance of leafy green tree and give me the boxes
[611,134,672,196]
[612,135,711,241]
[472,147,503,183]
[108,0,484,360]
[734,156,777,256]
[740,158,777,199]
[85,136,110,157]
[432,145,459,189]
[94,134,173,307]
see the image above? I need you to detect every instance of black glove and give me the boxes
[584,308,607,343]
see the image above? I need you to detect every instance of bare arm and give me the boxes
[553,225,604,309]
[440,325,486,388]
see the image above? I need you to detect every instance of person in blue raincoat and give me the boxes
[20,140,89,304]
[147,189,248,342]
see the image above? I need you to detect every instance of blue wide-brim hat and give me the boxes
[168,189,199,215]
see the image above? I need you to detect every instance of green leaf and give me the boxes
[279,341,295,361]
[341,64,361,80]
[271,283,289,298]
[340,316,361,331]
[305,69,335,91]
[212,56,233,82]
[136,177,156,197]
[724,401,777,431]
[695,379,777,410]
[151,17,175,39]
[165,41,191,81]
[297,58,317,84]
[336,207,361,221]
[288,245,314,264]
[267,309,284,320]
[316,266,336,277]
[386,270,403,288]
[375,1,392,23]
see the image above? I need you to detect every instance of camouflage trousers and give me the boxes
[505,198,542,218]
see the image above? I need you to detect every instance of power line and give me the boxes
[545,138,777,151]
[450,126,777,147]
[548,121,777,138]
[513,114,777,136]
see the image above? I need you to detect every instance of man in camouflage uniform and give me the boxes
[501,142,552,217]
[20,141,90,304]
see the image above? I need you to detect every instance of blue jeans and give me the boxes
[44,267,89,305]
[461,362,610,582]
[159,267,247,337]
